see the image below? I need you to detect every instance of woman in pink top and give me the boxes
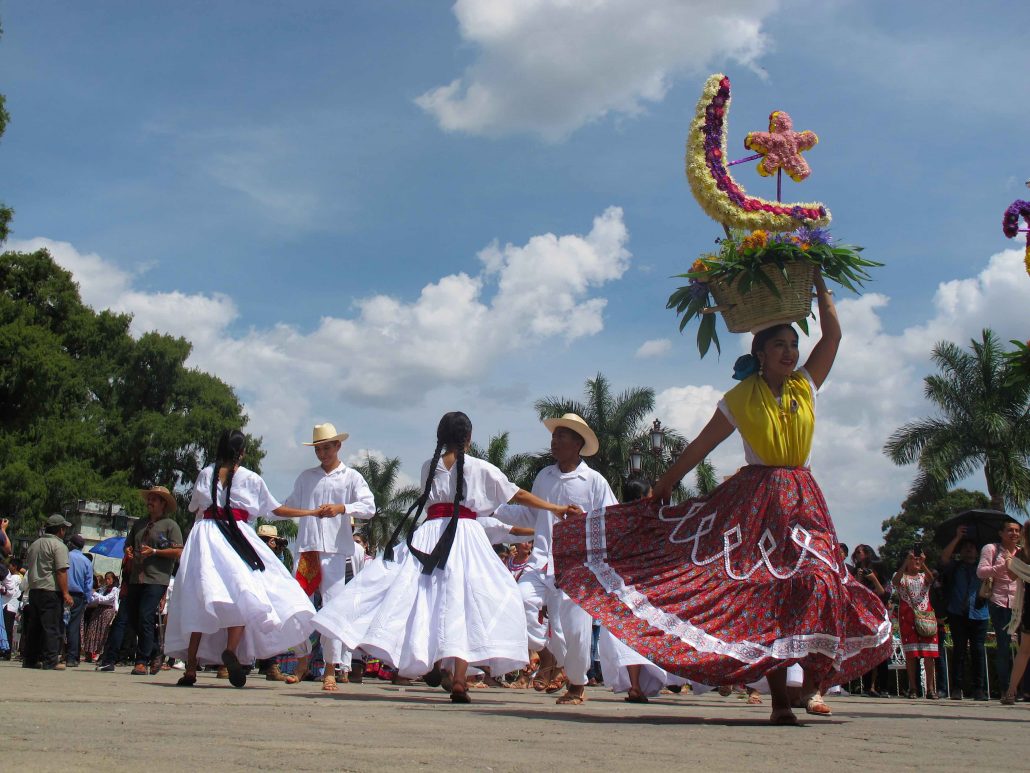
[978,521,1022,695]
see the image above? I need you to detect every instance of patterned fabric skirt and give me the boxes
[82,605,118,656]
[898,603,939,657]
[552,465,892,690]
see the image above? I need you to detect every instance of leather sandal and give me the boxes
[450,683,471,704]
[176,670,197,687]
[221,650,247,688]
[804,694,832,716]
[322,674,339,692]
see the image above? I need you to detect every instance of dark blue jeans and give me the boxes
[948,614,988,693]
[102,584,167,666]
[989,602,1013,694]
[65,592,88,664]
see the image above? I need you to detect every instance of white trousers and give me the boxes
[316,552,350,667]
[516,569,592,685]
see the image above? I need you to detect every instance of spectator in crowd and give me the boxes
[97,486,183,675]
[894,547,940,699]
[23,514,73,670]
[83,572,119,663]
[253,524,299,684]
[939,527,988,700]
[65,534,95,667]
[0,561,13,657]
[851,544,891,697]
[2,557,23,658]
[978,521,1021,698]
[0,517,11,557]
[1001,520,1030,705]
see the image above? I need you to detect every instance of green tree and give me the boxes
[352,453,420,554]
[879,488,991,570]
[534,372,716,501]
[0,249,261,539]
[469,431,537,491]
[535,373,656,499]
[884,329,1030,513]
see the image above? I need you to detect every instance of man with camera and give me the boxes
[939,526,989,700]
[97,486,183,675]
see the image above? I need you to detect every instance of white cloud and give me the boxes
[417,0,779,140]
[650,247,1030,548]
[7,207,629,499]
[635,338,672,358]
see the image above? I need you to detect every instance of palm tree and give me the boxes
[535,373,654,499]
[352,453,421,554]
[884,329,1030,512]
[469,431,537,491]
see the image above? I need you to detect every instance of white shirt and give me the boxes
[189,465,282,525]
[478,516,534,545]
[494,460,617,577]
[2,572,22,613]
[285,463,376,556]
[420,455,519,516]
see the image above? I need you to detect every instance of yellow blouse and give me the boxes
[722,370,815,467]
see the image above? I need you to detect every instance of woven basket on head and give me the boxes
[707,260,815,333]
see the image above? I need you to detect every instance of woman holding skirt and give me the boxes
[552,270,892,724]
[165,429,328,688]
[313,411,581,703]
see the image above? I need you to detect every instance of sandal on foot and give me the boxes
[221,650,247,688]
[284,674,301,684]
[770,708,799,725]
[746,692,764,705]
[450,684,471,704]
[805,695,832,716]
[322,674,339,692]
[624,688,649,704]
[545,673,567,694]
[556,690,586,705]
[424,665,442,688]
[1001,693,1017,705]
[176,671,197,687]
[440,670,453,693]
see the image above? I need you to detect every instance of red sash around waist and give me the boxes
[426,503,477,521]
[203,506,249,522]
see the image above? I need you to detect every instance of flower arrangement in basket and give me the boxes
[668,73,881,356]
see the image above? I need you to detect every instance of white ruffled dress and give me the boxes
[164,465,316,665]
[313,455,529,678]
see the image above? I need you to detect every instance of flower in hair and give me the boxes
[732,354,759,381]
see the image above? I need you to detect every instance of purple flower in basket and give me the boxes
[792,226,832,246]
[688,279,709,301]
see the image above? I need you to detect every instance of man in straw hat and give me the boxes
[495,413,616,705]
[98,486,183,675]
[284,422,375,691]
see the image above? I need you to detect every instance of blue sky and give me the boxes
[2,1,1028,548]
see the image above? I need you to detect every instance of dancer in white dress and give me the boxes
[313,411,582,703]
[166,429,332,688]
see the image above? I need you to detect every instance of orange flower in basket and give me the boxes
[690,258,709,274]
[740,230,769,251]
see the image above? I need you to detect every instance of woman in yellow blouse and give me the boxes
[552,270,892,725]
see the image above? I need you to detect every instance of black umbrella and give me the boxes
[933,509,1021,549]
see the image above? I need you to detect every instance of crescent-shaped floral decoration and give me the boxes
[686,74,831,232]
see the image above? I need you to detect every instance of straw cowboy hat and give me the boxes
[139,485,177,514]
[542,413,600,457]
[303,422,350,446]
[256,524,279,539]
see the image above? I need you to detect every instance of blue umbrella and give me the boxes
[88,536,126,557]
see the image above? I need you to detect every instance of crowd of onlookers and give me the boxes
[4,508,1030,706]
[843,519,1030,703]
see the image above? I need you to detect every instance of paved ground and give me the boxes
[2,661,1028,772]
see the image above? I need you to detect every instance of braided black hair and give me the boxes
[384,411,472,574]
[210,429,265,571]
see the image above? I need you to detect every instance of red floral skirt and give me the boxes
[552,465,892,689]
[898,603,939,658]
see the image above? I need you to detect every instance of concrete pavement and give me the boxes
[1,661,1027,772]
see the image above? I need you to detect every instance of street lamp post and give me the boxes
[629,419,667,476]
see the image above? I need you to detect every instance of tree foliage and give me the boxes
[884,329,1030,513]
[0,249,262,538]
[0,24,12,244]
[879,488,991,570]
[351,453,420,555]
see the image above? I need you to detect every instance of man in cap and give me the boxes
[98,486,183,675]
[23,514,74,669]
[64,534,95,667]
[494,414,617,705]
[284,422,375,691]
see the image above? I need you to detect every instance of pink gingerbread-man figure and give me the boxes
[744,110,818,182]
